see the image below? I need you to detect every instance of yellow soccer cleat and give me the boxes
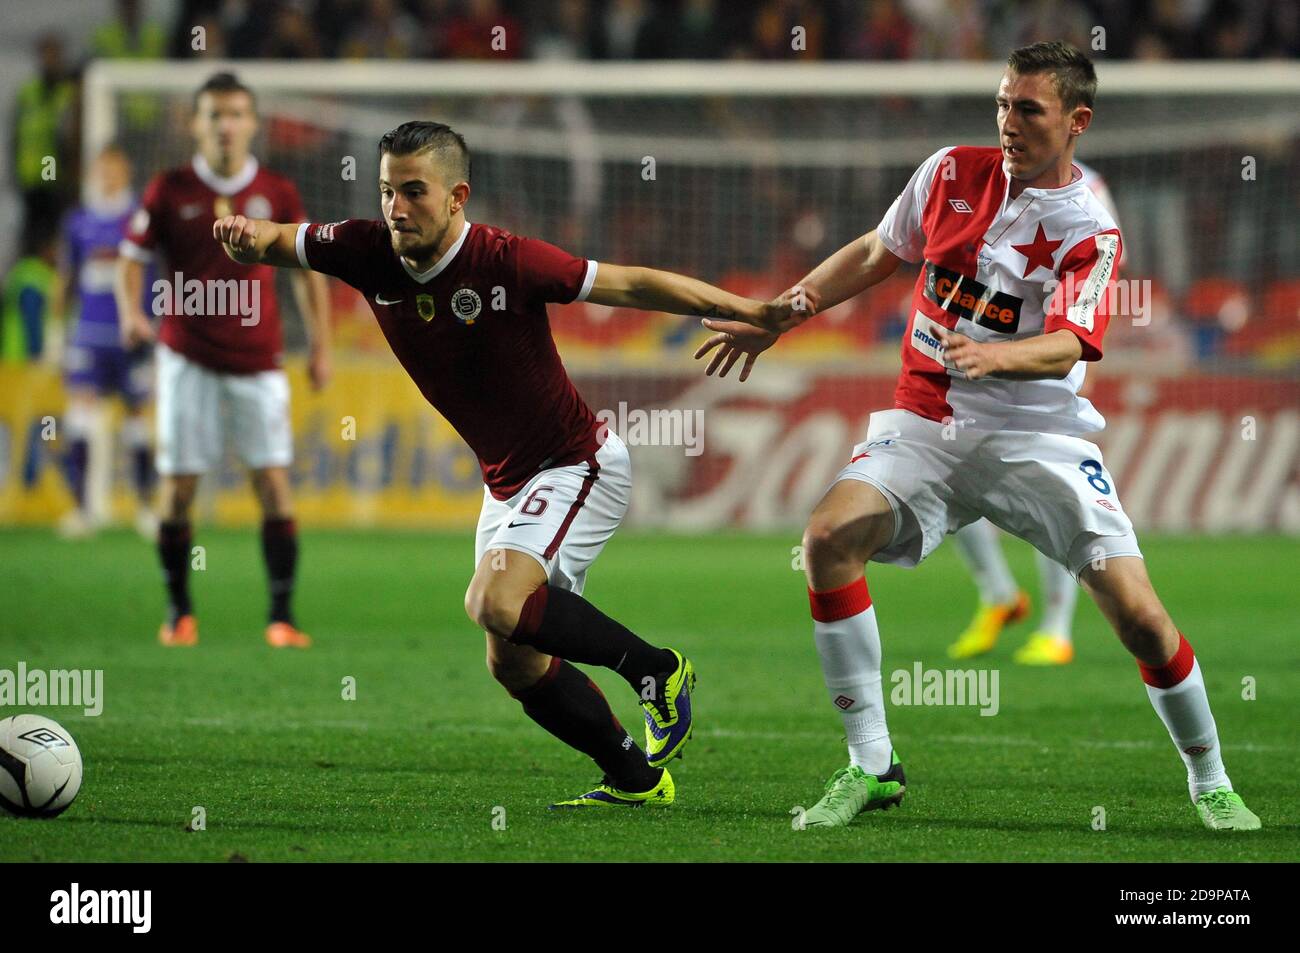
[549,768,674,809]
[947,591,1030,659]
[1013,632,1075,666]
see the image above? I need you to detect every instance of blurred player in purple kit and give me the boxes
[54,144,156,539]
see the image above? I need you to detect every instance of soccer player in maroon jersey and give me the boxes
[213,121,793,807]
[115,73,332,649]
[697,42,1260,831]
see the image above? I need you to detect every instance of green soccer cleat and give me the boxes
[1194,788,1261,831]
[549,768,675,809]
[797,752,906,829]
[642,649,696,768]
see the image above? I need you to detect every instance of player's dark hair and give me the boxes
[1007,41,1097,111]
[192,71,257,113]
[378,121,472,186]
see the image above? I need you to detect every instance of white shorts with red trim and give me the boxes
[834,408,1141,578]
[473,431,631,595]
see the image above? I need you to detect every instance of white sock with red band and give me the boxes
[809,577,892,775]
[1139,632,1231,800]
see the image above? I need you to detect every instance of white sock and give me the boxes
[810,578,892,775]
[1034,550,1077,641]
[1142,641,1231,800]
[952,519,1017,606]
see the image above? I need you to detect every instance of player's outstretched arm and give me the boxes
[796,229,903,314]
[585,263,810,332]
[213,216,303,268]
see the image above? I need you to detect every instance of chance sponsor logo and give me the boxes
[923,260,1022,333]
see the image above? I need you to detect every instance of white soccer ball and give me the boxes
[0,714,83,818]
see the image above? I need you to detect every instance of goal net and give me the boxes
[78,60,1300,533]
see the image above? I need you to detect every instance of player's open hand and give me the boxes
[693,318,779,382]
[937,327,1000,380]
[213,215,261,262]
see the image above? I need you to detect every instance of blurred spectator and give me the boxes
[842,0,913,60]
[443,0,526,58]
[902,0,987,60]
[751,0,827,59]
[592,0,652,59]
[1,231,60,364]
[188,14,231,59]
[668,0,729,59]
[92,0,169,133]
[12,33,75,252]
[530,0,593,60]
[261,2,325,58]
[92,0,168,60]
[341,0,422,59]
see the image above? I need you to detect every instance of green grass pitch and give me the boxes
[1,527,1296,861]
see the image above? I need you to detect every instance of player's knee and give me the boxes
[1113,601,1173,656]
[802,515,876,571]
[160,478,198,520]
[464,581,524,637]
[801,519,840,570]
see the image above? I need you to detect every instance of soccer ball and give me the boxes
[0,714,83,818]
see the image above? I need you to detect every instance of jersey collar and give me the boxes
[399,220,471,284]
[1006,161,1087,201]
[192,153,259,196]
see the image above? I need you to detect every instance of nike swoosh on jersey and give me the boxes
[375,295,404,305]
[507,520,540,529]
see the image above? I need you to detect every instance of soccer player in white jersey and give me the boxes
[946,160,1122,666]
[697,41,1260,831]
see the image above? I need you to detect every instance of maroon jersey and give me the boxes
[297,219,602,499]
[120,155,307,373]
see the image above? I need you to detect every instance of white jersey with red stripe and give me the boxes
[877,145,1122,436]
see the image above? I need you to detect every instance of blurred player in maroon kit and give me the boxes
[115,73,332,649]
[213,121,797,807]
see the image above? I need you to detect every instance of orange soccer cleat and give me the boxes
[159,614,199,647]
[266,622,312,649]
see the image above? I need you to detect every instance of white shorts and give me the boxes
[474,432,631,596]
[154,343,293,475]
[835,409,1142,579]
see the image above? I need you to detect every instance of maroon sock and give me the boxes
[511,657,661,793]
[157,520,192,624]
[511,586,678,695]
[261,517,298,625]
